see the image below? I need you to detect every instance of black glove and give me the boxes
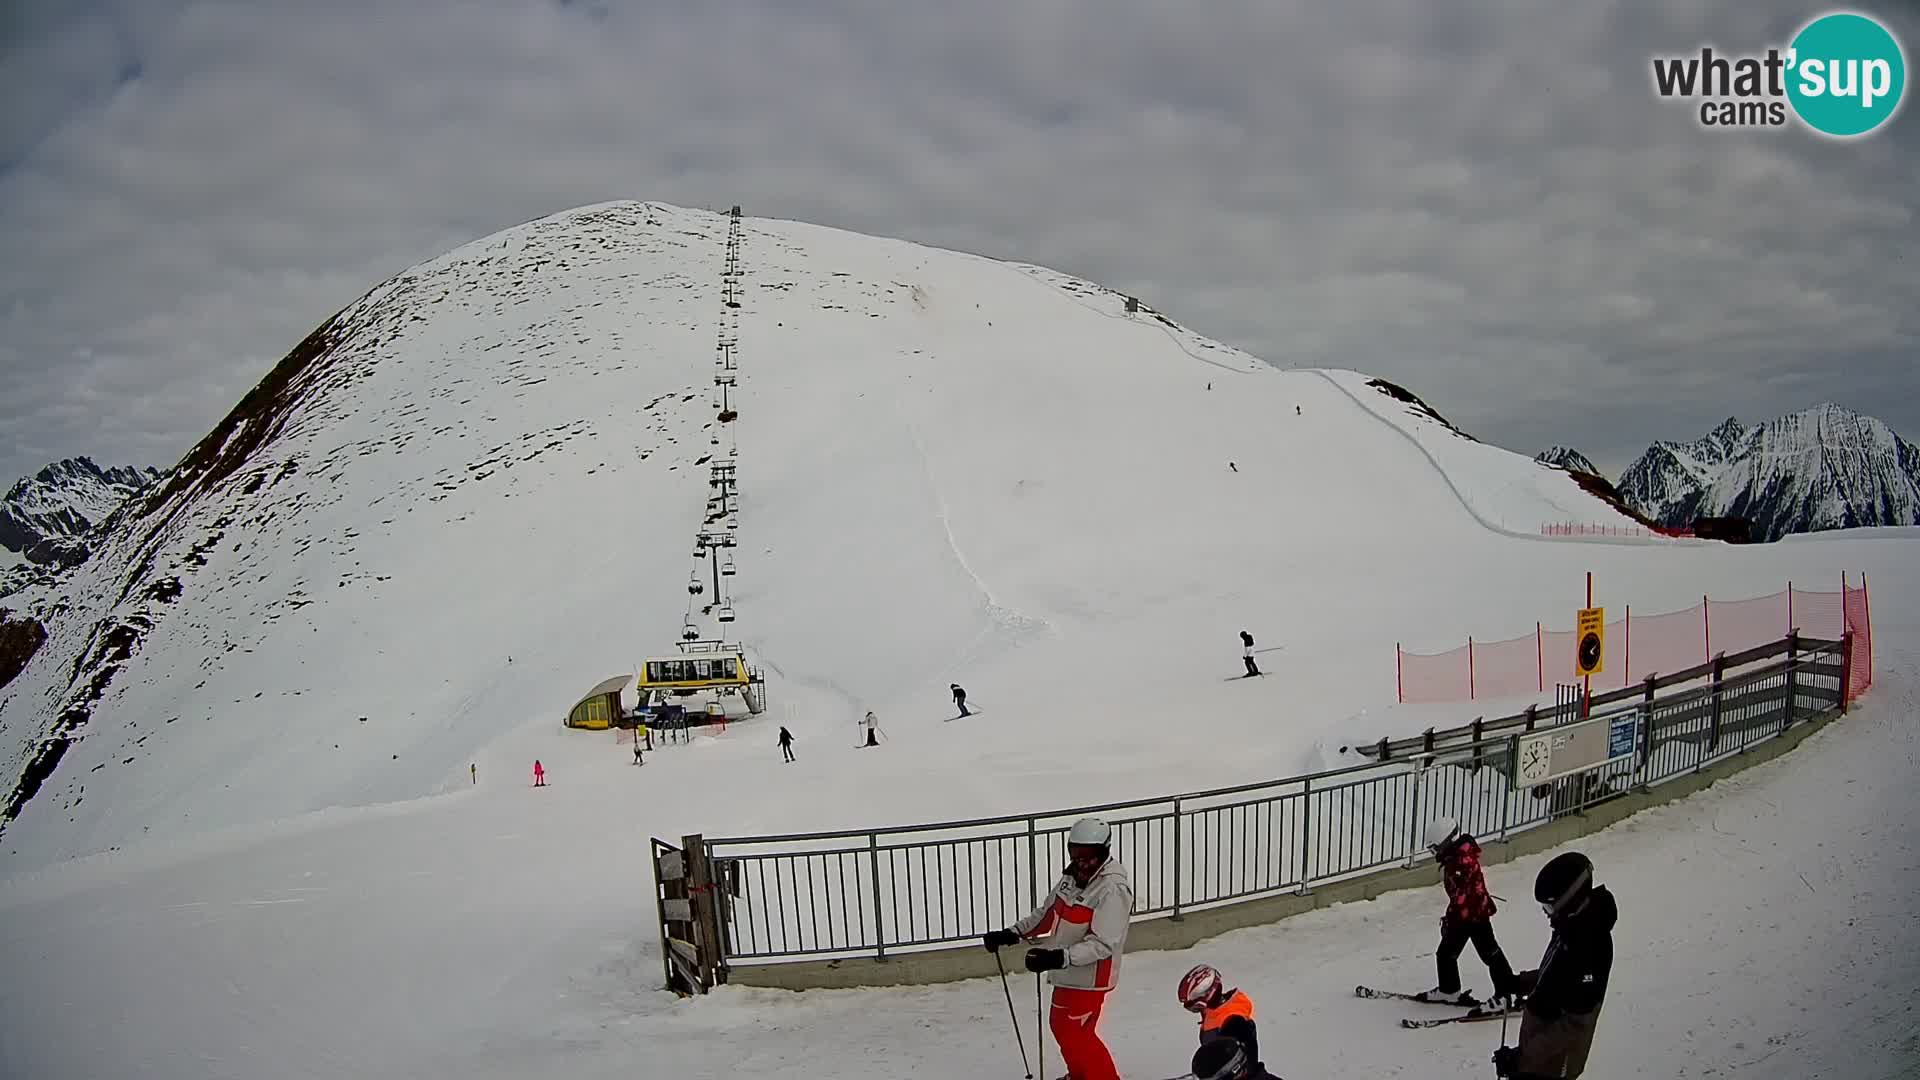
[982,928,1021,952]
[1491,1045,1518,1077]
[1023,948,1066,972]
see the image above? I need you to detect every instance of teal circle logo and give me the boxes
[1786,12,1907,137]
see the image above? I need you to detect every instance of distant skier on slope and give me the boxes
[862,710,881,747]
[777,726,796,763]
[1417,816,1517,1007]
[1179,963,1261,1067]
[982,817,1132,1080]
[1493,852,1616,1080]
[950,683,971,717]
[1240,631,1261,677]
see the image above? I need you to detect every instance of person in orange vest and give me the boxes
[1178,964,1260,1068]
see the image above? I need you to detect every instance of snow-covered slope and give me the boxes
[0,200,1677,870]
[1325,371,1646,536]
[1620,407,1920,540]
[0,457,162,563]
[1535,445,1599,475]
[0,200,1913,1080]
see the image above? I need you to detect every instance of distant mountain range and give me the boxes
[1534,446,1599,475]
[1536,404,1920,541]
[0,457,164,568]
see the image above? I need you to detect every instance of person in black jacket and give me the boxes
[1494,851,1616,1080]
[1191,1034,1282,1080]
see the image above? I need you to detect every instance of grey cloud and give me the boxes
[1,0,1916,486]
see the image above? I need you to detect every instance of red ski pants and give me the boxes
[1048,986,1118,1080]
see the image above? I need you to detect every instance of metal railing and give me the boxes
[682,635,1849,973]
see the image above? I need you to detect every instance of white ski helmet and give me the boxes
[1067,816,1112,849]
[1424,815,1460,854]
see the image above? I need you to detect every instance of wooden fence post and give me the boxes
[683,833,726,991]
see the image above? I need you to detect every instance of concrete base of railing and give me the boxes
[724,702,1845,992]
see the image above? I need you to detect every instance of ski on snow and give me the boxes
[1353,985,1480,1005]
[1355,986,1509,1029]
[1399,1007,1511,1029]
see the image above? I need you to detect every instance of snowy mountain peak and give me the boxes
[0,456,164,563]
[1619,404,1920,540]
[1535,446,1600,475]
[0,199,1652,871]
[1708,416,1745,447]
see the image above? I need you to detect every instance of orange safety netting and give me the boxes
[1397,578,1873,704]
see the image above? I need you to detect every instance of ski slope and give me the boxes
[0,202,1914,1078]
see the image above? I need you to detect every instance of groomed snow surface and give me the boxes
[0,203,1914,1078]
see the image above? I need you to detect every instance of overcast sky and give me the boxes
[2,0,1916,485]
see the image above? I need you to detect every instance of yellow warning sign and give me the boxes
[1575,607,1606,677]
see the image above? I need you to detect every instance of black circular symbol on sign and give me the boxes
[1578,632,1602,672]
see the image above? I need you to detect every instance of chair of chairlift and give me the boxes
[688,570,705,596]
[717,603,736,623]
[721,556,737,577]
[682,623,700,641]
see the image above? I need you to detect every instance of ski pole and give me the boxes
[995,948,1033,1079]
[1036,972,1045,1080]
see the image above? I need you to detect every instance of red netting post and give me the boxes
[1468,637,1476,700]
[1536,622,1544,692]
[1396,644,1403,703]
[1786,581,1795,635]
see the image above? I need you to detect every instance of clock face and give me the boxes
[1578,632,1602,673]
[1517,734,1552,784]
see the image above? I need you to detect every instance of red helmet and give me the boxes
[1178,964,1223,1012]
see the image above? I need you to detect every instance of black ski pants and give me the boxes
[1438,917,1515,996]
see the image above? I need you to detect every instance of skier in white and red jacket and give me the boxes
[983,817,1134,1080]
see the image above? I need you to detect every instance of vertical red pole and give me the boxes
[1396,644,1403,703]
[1623,604,1632,688]
[1786,581,1794,635]
[1536,621,1543,692]
[1468,638,1476,700]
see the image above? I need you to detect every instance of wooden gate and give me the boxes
[651,834,728,994]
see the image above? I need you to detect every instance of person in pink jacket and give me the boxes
[532,760,546,787]
[983,817,1134,1080]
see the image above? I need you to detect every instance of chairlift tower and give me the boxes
[694,529,738,608]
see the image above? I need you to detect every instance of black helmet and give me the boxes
[1535,851,1593,918]
[1192,1035,1250,1080]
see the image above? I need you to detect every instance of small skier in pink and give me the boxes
[532,759,546,787]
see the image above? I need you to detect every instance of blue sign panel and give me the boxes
[1608,714,1636,759]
